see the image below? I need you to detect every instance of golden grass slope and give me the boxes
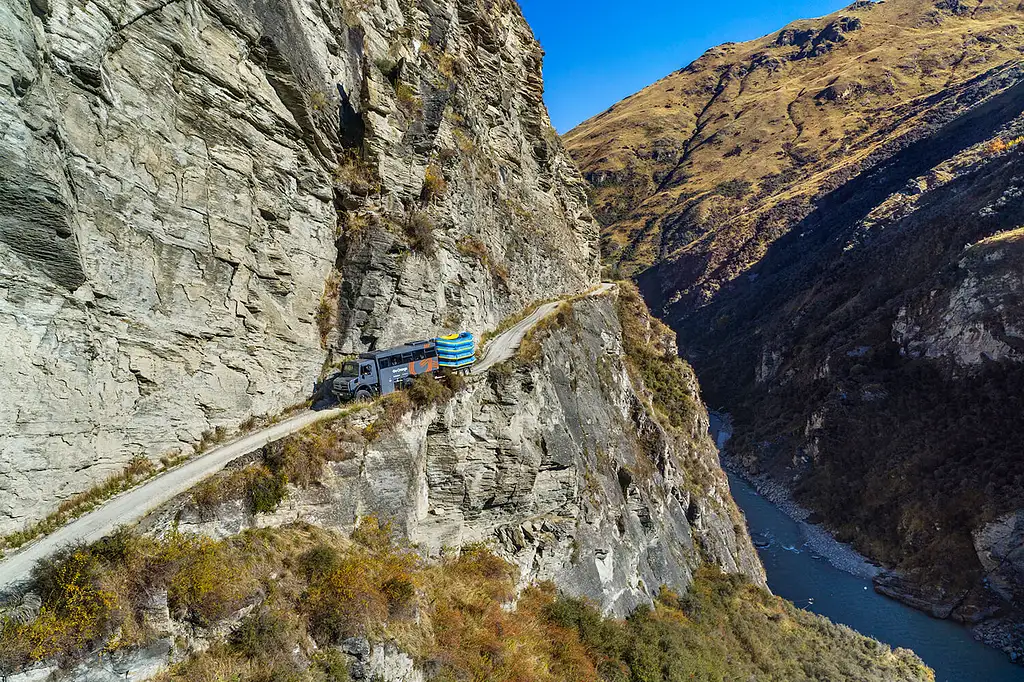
[565,0,1024,281]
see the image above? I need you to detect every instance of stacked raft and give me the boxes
[435,332,476,371]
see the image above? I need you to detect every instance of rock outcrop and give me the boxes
[145,293,764,617]
[975,511,1024,605]
[0,0,598,533]
[894,227,1024,366]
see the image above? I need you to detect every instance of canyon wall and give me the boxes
[0,0,598,533]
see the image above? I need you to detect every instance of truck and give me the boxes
[314,332,476,405]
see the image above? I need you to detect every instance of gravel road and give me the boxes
[0,282,616,592]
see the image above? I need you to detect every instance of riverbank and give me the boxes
[724,470,1022,682]
[719,450,882,580]
[710,413,1024,674]
[708,413,880,580]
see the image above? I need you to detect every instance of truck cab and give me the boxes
[328,359,379,401]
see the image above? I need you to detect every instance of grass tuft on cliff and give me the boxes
[1,524,932,682]
[616,281,702,432]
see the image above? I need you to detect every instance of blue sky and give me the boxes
[518,0,850,132]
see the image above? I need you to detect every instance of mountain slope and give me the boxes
[567,0,1024,288]
[0,288,933,682]
[566,0,1024,662]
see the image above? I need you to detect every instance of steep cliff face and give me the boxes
[0,0,598,533]
[147,292,764,617]
[565,0,1024,660]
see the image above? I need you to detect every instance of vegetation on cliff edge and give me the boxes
[1,524,931,682]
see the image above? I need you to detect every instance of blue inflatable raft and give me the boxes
[435,332,476,370]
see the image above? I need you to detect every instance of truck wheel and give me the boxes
[355,388,373,401]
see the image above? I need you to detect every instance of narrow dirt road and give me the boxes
[473,282,615,374]
[0,283,616,592]
[0,409,344,592]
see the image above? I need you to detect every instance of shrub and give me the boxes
[306,556,388,643]
[331,151,378,196]
[13,549,114,663]
[457,235,489,262]
[381,574,416,615]
[453,128,477,155]
[351,516,393,551]
[339,211,374,242]
[35,527,928,682]
[248,469,288,514]
[987,138,1008,154]
[316,271,341,348]
[363,392,413,441]
[407,374,452,407]
[403,211,436,255]
[986,135,1024,155]
[457,236,510,289]
[166,536,253,626]
[422,163,448,202]
[446,543,518,598]
[308,89,329,112]
[540,566,932,682]
[395,83,422,117]
[299,544,342,579]
[263,419,358,488]
[437,53,457,80]
[231,605,300,661]
[441,368,467,394]
[517,302,574,365]
[712,178,753,199]
[2,531,279,673]
[375,57,399,81]
[616,282,701,432]
[190,465,286,516]
[311,649,350,682]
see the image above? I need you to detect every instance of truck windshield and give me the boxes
[340,361,360,377]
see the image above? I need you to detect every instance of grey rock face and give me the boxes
[893,232,1024,366]
[329,0,599,354]
[974,510,1024,603]
[342,638,425,682]
[154,295,764,617]
[2,639,172,682]
[0,0,598,532]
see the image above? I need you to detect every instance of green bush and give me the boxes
[191,465,287,516]
[544,566,932,682]
[712,178,753,199]
[395,83,422,117]
[422,163,447,202]
[8,527,928,682]
[231,606,299,660]
[407,374,452,406]
[248,469,288,515]
[299,544,343,580]
[311,649,350,682]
